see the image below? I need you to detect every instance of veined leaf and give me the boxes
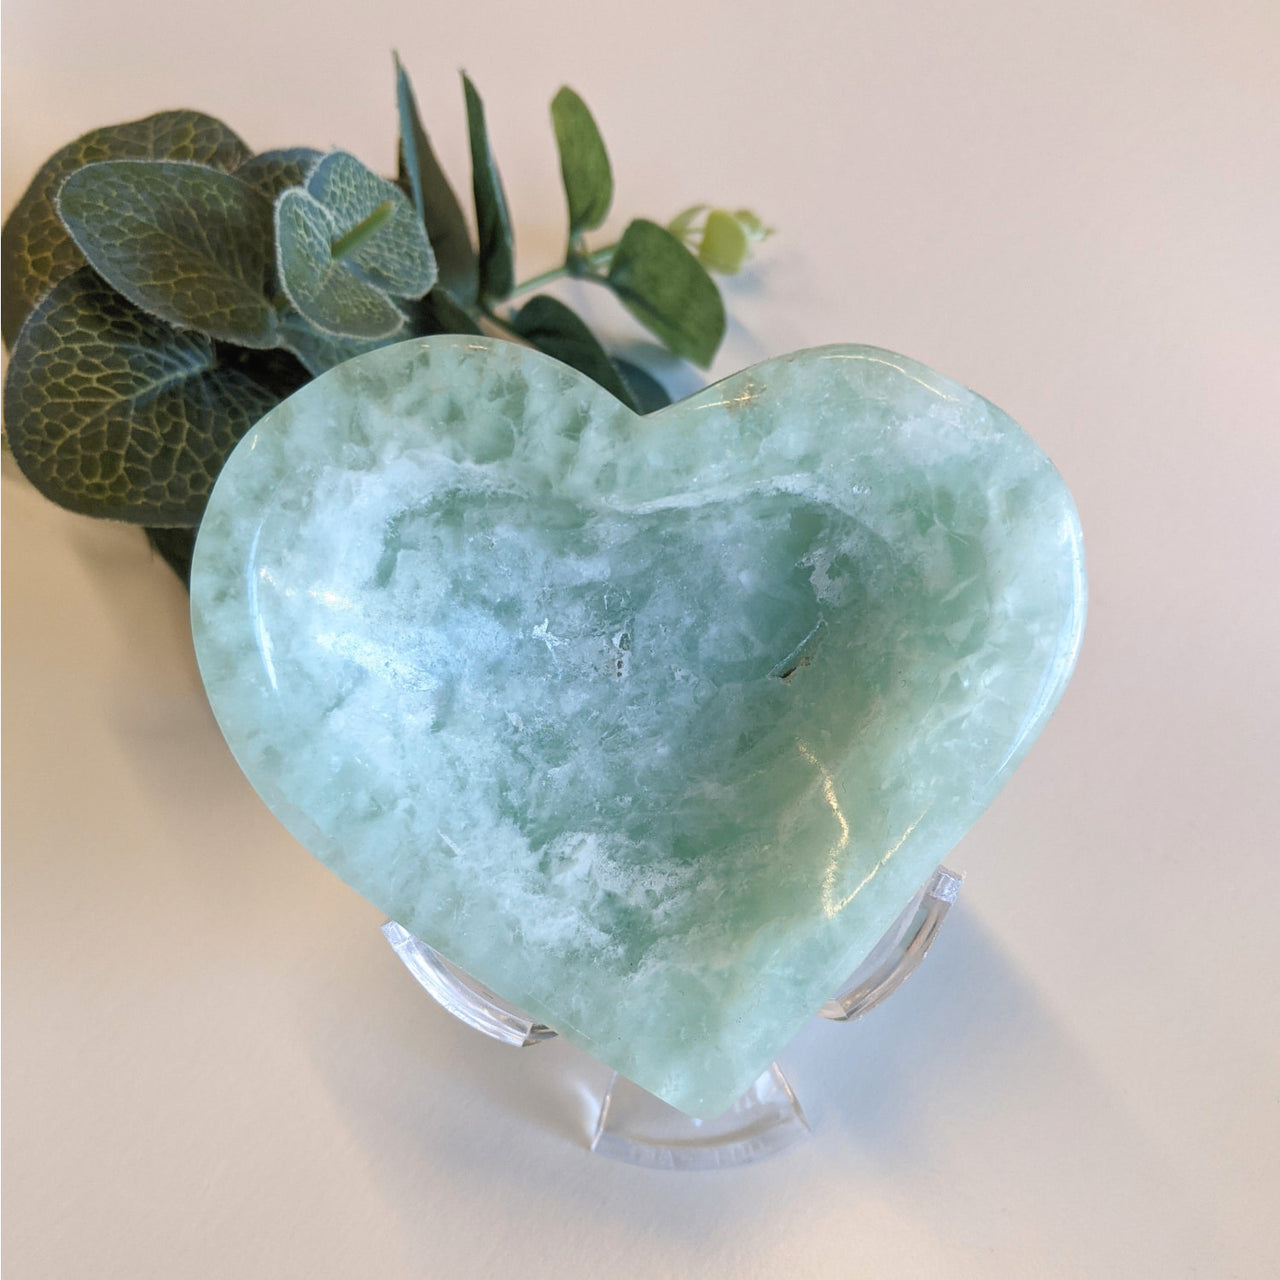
[58,160,278,347]
[236,148,322,201]
[275,151,435,340]
[277,311,390,375]
[512,294,635,408]
[144,526,197,586]
[613,357,672,414]
[550,87,613,239]
[606,219,725,367]
[3,269,282,525]
[1,110,250,347]
[307,151,436,297]
[396,54,478,305]
[275,188,406,340]
[215,343,311,400]
[463,74,514,301]
[237,149,325,298]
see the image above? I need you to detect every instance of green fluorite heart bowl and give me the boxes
[191,336,1085,1118]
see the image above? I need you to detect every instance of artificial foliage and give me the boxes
[1,57,770,584]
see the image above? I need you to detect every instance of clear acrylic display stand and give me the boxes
[384,866,962,1170]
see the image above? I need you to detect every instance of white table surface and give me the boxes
[4,2,1278,1275]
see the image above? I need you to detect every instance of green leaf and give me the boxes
[275,188,406,339]
[667,203,707,242]
[277,311,390,375]
[697,208,750,274]
[144,526,197,587]
[512,295,636,408]
[3,268,282,525]
[606,219,726,367]
[274,151,435,340]
[550,87,613,239]
[307,151,436,298]
[236,148,322,201]
[238,151,325,299]
[396,54,478,305]
[58,160,278,347]
[215,342,311,400]
[613,357,672,414]
[732,208,773,240]
[666,205,773,271]
[1,110,250,348]
[404,286,484,337]
[462,73,514,301]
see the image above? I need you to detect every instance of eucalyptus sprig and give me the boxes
[1,59,770,584]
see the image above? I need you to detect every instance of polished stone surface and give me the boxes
[191,336,1085,1117]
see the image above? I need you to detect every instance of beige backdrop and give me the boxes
[4,2,1278,1276]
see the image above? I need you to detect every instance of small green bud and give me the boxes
[731,209,773,243]
[667,204,708,241]
[672,206,774,275]
[697,209,751,274]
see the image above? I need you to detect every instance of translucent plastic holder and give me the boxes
[383,865,962,1170]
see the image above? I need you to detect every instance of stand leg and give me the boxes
[589,1064,809,1170]
[382,864,963,1168]
[819,866,963,1021]
[381,921,554,1047]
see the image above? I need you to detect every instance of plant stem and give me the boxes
[330,200,395,261]
[506,263,570,296]
[506,243,616,300]
[476,244,618,339]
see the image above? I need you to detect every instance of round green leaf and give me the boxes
[1,110,250,348]
[732,209,773,240]
[275,188,406,340]
[236,148,322,202]
[613,357,673,414]
[277,311,390,375]
[606,219,726,367]
[307,151,436,298]
[551,87,613,239]
[698,209,751,274]
[273,151,435,343]
[57,160,279,347]
[667,204,708,242]
[512,294,636,408]
[3,268,282,524]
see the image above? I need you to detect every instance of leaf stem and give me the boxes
[506,264,570,296]
[330,200,395,261]
[506,243,615,299]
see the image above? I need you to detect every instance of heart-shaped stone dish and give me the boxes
[191,337,1085,1117]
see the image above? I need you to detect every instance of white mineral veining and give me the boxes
[191,337,1086,1118]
